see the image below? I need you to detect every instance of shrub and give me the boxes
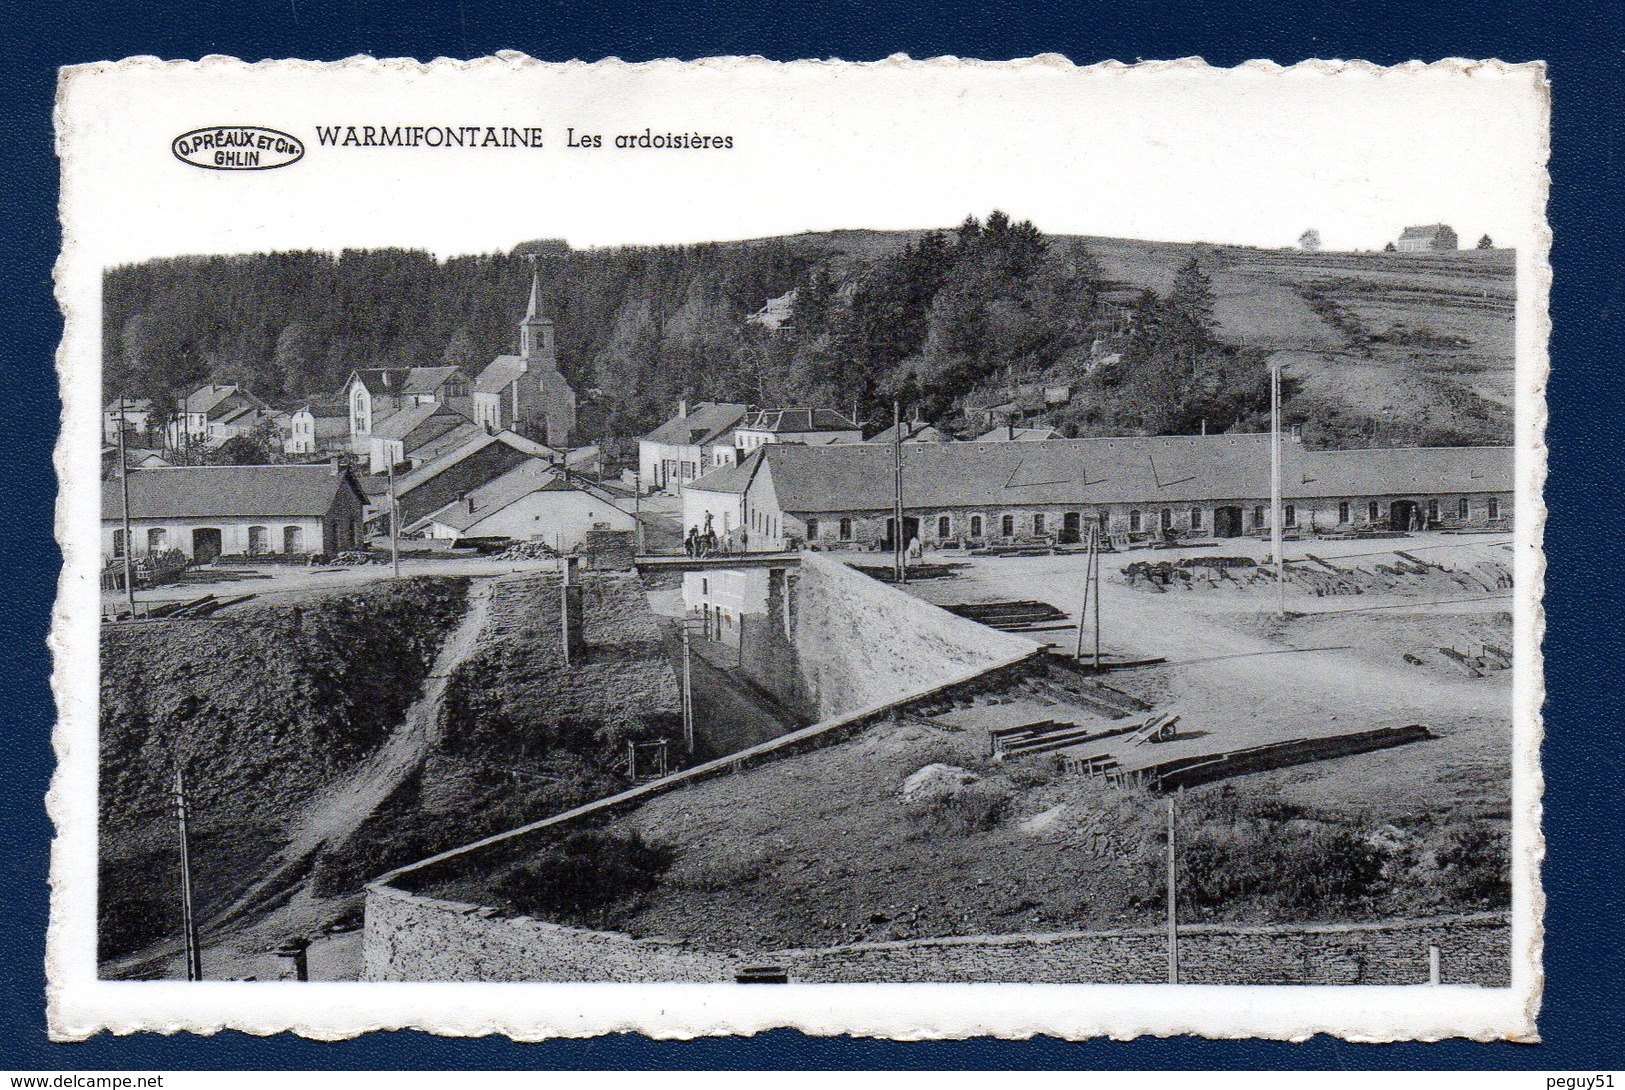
[905,782,1011,836]
[1435,822,1511,907]
[495,830,673,926]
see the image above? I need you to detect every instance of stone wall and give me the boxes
[364,884,734,982]
[772,914,1509,986]
[365,883,1507,985]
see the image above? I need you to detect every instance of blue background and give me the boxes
[3,0,1619,1071]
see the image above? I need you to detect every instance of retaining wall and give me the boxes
[774,913,1510,986]
[365,889,1507,984]
[364,886,734,982]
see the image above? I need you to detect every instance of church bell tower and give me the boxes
[518,271,555,366]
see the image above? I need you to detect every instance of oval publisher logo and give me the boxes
[171,126,305,171]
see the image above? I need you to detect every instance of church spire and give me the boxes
[518,270,554,363]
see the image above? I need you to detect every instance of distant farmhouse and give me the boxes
[1395,224,1459,253]
[683,435,1513,551]
[103,463,366,563]
[470,274,577,449]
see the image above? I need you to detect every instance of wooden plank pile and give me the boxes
[944,599,1071,632]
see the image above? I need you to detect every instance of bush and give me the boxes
[905,782,1011,836]
[495,830,673,927]
[1435,822,1511,907]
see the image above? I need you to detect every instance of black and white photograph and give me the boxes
[50,56,1548,1042]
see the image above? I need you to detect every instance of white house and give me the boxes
[344,366,471,453]
[167,385,268,448]
[404,457,635,548]
[103,398,154,444]
[637,400,750,495]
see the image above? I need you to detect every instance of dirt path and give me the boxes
[211,578,496,928]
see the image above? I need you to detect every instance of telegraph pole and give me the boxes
[1270,361,1284,617]
[892,400,906,585]
[1166,794,1179,985]
[117,400,137,617]
[633,473,644,555]
[680,621,695,755]
[387,456,400,579]
[173,765,204,981]
[1092,523,1103,671]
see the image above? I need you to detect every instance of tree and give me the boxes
[1477,234,1494,250]
[441,326,481,369]
[1298,229,1321,252]
[1169,257,1217,330]
[1383,241,1397,252]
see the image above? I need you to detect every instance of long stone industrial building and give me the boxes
[681,434,1514,551]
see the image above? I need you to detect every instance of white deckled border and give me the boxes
[49,52,1549,1043]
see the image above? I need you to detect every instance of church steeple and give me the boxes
[518,271,554,364]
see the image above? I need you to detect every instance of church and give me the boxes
[471,273,578,449]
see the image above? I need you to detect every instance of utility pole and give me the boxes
[117,399,136,617]
[1270,361,1284,617]
[173,765,203,981]
[1166,794,1179,985]
[680,620,695,755]
[386,456,400,579]
[892,399,906,585]
[1092,522,1103,671]
[633,473,644,555]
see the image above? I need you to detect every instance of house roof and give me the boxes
[404,365,467,394]
[406,457,616,534]
[391,429,557,501]
[369,400,469,443]
[102,464,362,520]
[687,436,1514,512]
[1399,224,1454,240]
[104,397,154,414]
[346,368,412,394]
[407,421,484,465]
[641,402,750,448]
[975,425,1061,443]
[738,408,859,434]
[181,385,262,416]
[868,421,953,445]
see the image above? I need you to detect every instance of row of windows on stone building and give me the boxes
[802,497,1499,542]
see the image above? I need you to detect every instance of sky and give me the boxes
[58,57,1548,265]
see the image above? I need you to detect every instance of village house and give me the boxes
[1395,224,1459,252]
[733,408,863,453]
[637,400,750,494]
[374,428,558,528]
[284,398,351,456]
[343,365,472,453]
[102,462,366,563]
[202,404,290,451]
[470,274,577,448]
[367,400,478,474]
[682,434,1514,552]
[103,398,154,444]
[403,457,636,547]
[167,385,269,448]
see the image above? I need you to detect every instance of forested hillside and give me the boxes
[103,213,1515,447]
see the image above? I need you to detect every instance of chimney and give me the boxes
[465,495,475,515]
[678,399,689,419]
